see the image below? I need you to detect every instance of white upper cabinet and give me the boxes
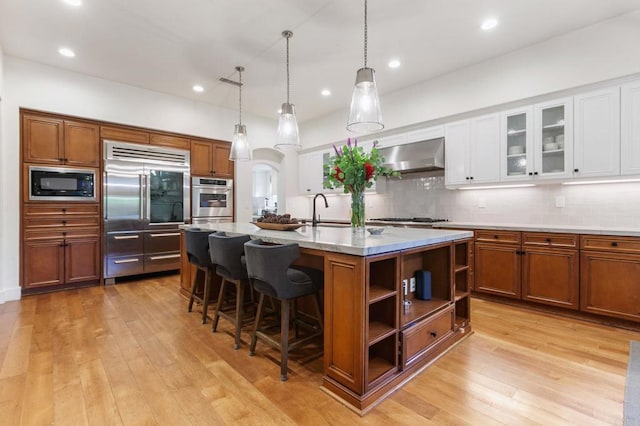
[534,97,574,179]
[501,106,534,181]
[298,151,324,195]
[445,114,500,186]
[573,87,620,178]
[445,120,470,186]
[621,79,640,175]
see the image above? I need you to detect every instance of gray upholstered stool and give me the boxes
[209,232,253,349]
[243,239,324,381]
[185,229,219,324]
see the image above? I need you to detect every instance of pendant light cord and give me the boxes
[238,67,243,125]
[286,34,291,104]
[363,0,368,68]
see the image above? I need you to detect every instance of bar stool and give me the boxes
[243,239,324,381]
[209,232,253,349]
[185,229,219,324]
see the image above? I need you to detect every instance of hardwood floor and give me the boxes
[0,274,638,425]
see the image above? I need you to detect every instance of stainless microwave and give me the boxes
[29,166,96,201]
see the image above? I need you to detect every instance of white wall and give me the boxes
[0,44,6,303]
[0,56,278,302]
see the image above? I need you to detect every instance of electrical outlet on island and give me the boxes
[402,279,408,295]
[410,277,416,293]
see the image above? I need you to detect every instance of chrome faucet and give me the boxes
[312,193,328,227]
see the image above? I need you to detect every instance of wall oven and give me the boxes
[29,166,96,201]
[192,177,233,224]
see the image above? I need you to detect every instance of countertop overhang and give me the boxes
[181,222,473,256]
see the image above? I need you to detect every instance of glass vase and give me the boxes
[350,190,365,232]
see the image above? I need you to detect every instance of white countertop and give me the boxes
[182,222,473,256]
[433,222,640,237]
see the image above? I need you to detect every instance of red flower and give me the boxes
[334,166,345,182]
[364,162,374,181]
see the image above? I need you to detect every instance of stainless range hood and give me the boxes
[378,137,445,173]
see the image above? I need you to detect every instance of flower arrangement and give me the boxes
[323,138,398,229]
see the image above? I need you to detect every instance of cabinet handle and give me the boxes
[493,235,499,239]
[534,172,538,175]
[149,254,181,261]
[430,331,437,338]
[113,259,139,264]
[149,233,180,238]
[465,177,469,180]
[574,168,579,173]
[62,220,67,225]
[611,242,618,247]
[58,157,64,162]
[545,238,551,243]
[528,172,533,176]
[470,176,474,180]
[61,208,67,213]
[113,235,139,240]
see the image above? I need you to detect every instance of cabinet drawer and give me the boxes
[475,230,521,245]
[144,231,180,254]
[25,216,101,229]
[24,203,100,217]
[105,255,144,278]
[106,232,143,256]
[401,306,454,369]
[523,232,577,248]
[580,235,640,254]
[144,252,181,273]
[25,227,100,241]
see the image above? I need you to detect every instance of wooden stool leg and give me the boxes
[280,299,290,382]
[314,293,324,332]
[233,280,244,350]
[188,267,204,312]
[249,293,266,356]
[201,269,211,324]
[212,278,227,332]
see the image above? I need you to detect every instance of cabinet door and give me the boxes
[621,80,640,175]
[23,237,65,288]
[190,141,214,176]
[474,242,521,299]
[522,247,579,309]
[64,121,100,167]
[501,107,533,181]
[580,250,640,322]
[212,143,233,177]
[23,114,64,164]
[150,133,190,149]
[444,120,470,186]
[298,151,324,195]
[573,87,620,178]
[534,98,573,179]
[469,114,501,183]
[65,235,101,283]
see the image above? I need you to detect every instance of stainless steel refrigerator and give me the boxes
[103,141,190,281]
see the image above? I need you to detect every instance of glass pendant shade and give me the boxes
[230,124,251,160]
[347,67,383,133]
[275,102,300,149]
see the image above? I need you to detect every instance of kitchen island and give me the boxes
[180,223,473,414]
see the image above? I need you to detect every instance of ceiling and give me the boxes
[2,0,640,123]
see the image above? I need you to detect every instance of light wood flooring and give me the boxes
[1,274,638,425]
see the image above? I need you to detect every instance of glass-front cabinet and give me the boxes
[501,107,533,180]
[534,98,573,179]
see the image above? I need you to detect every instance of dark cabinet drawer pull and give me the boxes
[62,220,67,225]
[493,235,499,239]
[611,242,618,247]
[545,238,551,243]
[430,331,437,338]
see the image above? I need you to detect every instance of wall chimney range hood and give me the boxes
[378,137,445,173]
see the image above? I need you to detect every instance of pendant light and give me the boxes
[229,66,251,161]
[275,30,301,150]
[347,0,383,133]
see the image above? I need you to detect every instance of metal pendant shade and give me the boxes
[275,30,301,150]
[229,66,251,161]
[347,0,383,133]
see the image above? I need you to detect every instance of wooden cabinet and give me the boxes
[100,125,149,144]
[150,133,190,149]
[533,97,574,179]
[23,114,100,167]
[621,79,640,175]
[474,230,579,309]
[22,203,100,292]
[580,235,640,321]
[190,140,233,177]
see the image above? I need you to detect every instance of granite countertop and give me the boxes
[181,222,473,256]
[433,222,640,237]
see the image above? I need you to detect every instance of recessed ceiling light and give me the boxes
[192,84,204,93]
[58,47,75,58]
[321,89,331,96]
[481,18,498,31]
[388,59,401,69]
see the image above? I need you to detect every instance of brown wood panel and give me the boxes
[64,120,100,167]
[150,133,190,149]
[474,242,521,298]
[25,227,100,241]
[522,247,579,309]
[324,253,365,394]
[23,114,64,164]
[580,250,640,321]
[24,203,100,217]
[580,234,640,254]
[23,238,65,288]
[24,216,101,229]
[190,140,214,176]
[65,235,100,283]
[212,143,232,177]
[100,125,150,144]
[523,232,578,248]
[475,229,521,245]
[401,306,454,369]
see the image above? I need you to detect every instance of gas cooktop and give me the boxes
[370,217,449,223]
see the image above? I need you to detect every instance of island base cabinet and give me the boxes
[474,243,521,298]
[522,247,579,309]
[400,306,454,369]
[580,250,640,321]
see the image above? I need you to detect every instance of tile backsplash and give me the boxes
[288,171,640,228]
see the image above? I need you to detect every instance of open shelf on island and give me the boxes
[367,334,398,387]
[368,321,396,345]
[369,285,396,304]
[454,290,470,301]
[401,297,449,326]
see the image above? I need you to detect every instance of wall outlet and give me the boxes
[555,196,566,208]
[410,277,416,293]
[478,197,486,208]
[402,279,408,295]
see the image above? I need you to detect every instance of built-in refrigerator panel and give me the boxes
[104,159,144,233]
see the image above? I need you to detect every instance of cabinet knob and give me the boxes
[470,176,474,180]
[430,331,437,338]
[61,208,67,213]
[465,177,470,180]
[528,172,533,176]
[534,172,538,175]
[545,238,551,243]
[62,220,67,225]
[574,168,579,173]
[612,242,618,247]
[493,235,499,239]
[58,158,64,162]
